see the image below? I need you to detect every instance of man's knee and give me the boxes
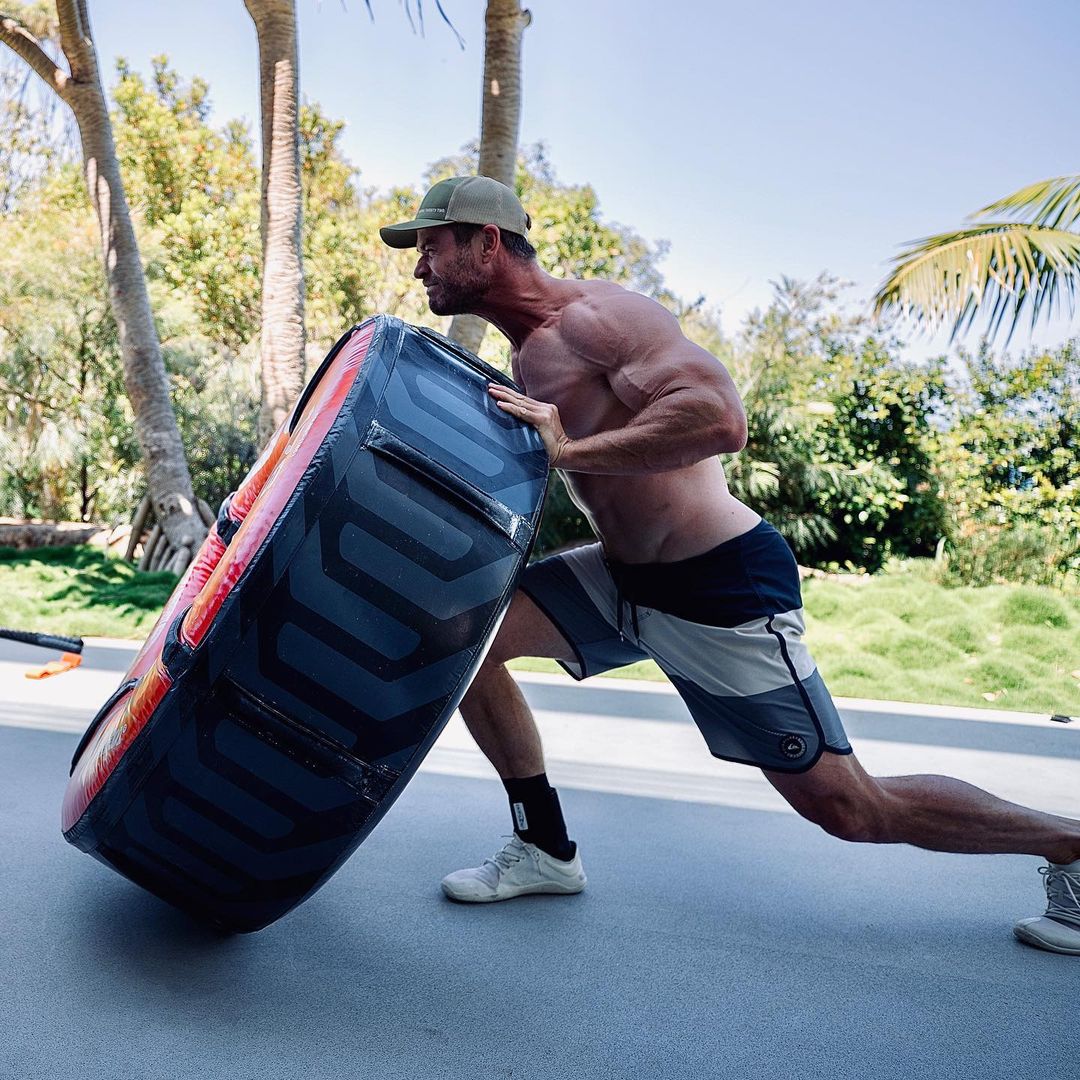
[482,590,575,668]
[483,631,520,669]
[807,794,889,842]
[768,753,895,844]
[462,651,513,707]
[789,780,891,843]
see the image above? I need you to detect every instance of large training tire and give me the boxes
[62,316,548,931]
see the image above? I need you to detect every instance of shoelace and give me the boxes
[488,837,527,873]
[1041,865,1080,925]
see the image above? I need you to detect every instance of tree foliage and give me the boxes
[952,341,1080,523]
[0,168,133,520]
[727,276,950,571]
[1,55,1076,587]
[112,57,262,350]
[0,49,73,212]
[936,341,1080,587]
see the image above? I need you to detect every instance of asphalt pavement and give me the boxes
[0,638,1075,1080]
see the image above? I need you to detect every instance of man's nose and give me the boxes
[414,255,428,279]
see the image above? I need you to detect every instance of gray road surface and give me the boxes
[0,639,1074,1080]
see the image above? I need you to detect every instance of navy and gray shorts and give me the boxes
[518,520,852,773]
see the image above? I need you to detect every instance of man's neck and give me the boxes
[469,263,565,351]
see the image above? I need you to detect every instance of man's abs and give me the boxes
[561,458,761,564]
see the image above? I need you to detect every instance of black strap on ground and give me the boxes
[0,628,84,654]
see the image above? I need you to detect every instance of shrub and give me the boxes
[860,627,961,667]
[972,658,1032,692]
[935,523,1080,592]
[999,588,1071,629]
[533,472,593,558]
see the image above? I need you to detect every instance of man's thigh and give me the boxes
[512,545,651,678]
[487,590,580,665]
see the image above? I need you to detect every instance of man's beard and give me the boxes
[424,253,488,315]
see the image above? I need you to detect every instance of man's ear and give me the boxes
[480,224,501,262]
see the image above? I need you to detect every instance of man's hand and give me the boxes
[488,384,571,467]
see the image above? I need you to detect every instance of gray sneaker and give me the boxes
[441,835,587,903]
[1013,862,1080,955]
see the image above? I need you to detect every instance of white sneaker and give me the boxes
[1013,862,1080,955]
[441,835,587,903]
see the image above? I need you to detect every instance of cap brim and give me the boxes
[379,219,452,248]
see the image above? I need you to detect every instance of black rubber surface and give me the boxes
[64,318,547,931]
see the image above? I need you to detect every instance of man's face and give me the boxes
[414,226,488,316]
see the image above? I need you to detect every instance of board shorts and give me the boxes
[518,520,852,773]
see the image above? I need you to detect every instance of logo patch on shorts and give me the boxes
[779,734,808,760]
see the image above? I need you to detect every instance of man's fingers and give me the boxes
[497,399,534,417]
[489,385,562,448]
[490,385,540,414]
[488,385,567,462]
[489,385,527,404]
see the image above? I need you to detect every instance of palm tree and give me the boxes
[448,0,531,355]
[873,175,1080,342]
[245,1,463,441]
[244,0,306,445]
[0,1,207,571]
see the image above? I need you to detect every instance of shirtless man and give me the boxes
[380,175,1080,954]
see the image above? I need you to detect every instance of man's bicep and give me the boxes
[567,290,735,409]
[590,294,690,405]
[608,304,736,410]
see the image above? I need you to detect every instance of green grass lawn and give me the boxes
[2,547,1077,716]
[800,565,1079,715]
[0,546,178,640]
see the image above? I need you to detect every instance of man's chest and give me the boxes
[514,340,616,438]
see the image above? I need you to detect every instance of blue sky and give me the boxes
[86,0,1080,355]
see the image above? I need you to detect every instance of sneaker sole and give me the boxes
[1012,924,1080,955]
[441,879,586,904]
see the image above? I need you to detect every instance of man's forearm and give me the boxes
[488,382,747,474]
[556,393,745,475]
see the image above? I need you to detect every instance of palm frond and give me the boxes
[724,455,779,501]
[430,1,465,48]
[872,223,1080,343]
[396,1,464,47]
[769,510,837,552]
[974,175,1080,231]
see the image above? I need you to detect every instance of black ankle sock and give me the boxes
[503,773,576,862]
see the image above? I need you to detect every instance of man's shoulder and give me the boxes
[560,282,680,364]
[561,278,651,312]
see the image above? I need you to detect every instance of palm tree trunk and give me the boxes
[448,0,531,355]
[244,0,306,445]
[1,1,206,563]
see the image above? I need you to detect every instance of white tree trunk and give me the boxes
[244,0,306,445]
[448,0,531,355]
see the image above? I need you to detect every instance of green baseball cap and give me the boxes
[379,175,532,249]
